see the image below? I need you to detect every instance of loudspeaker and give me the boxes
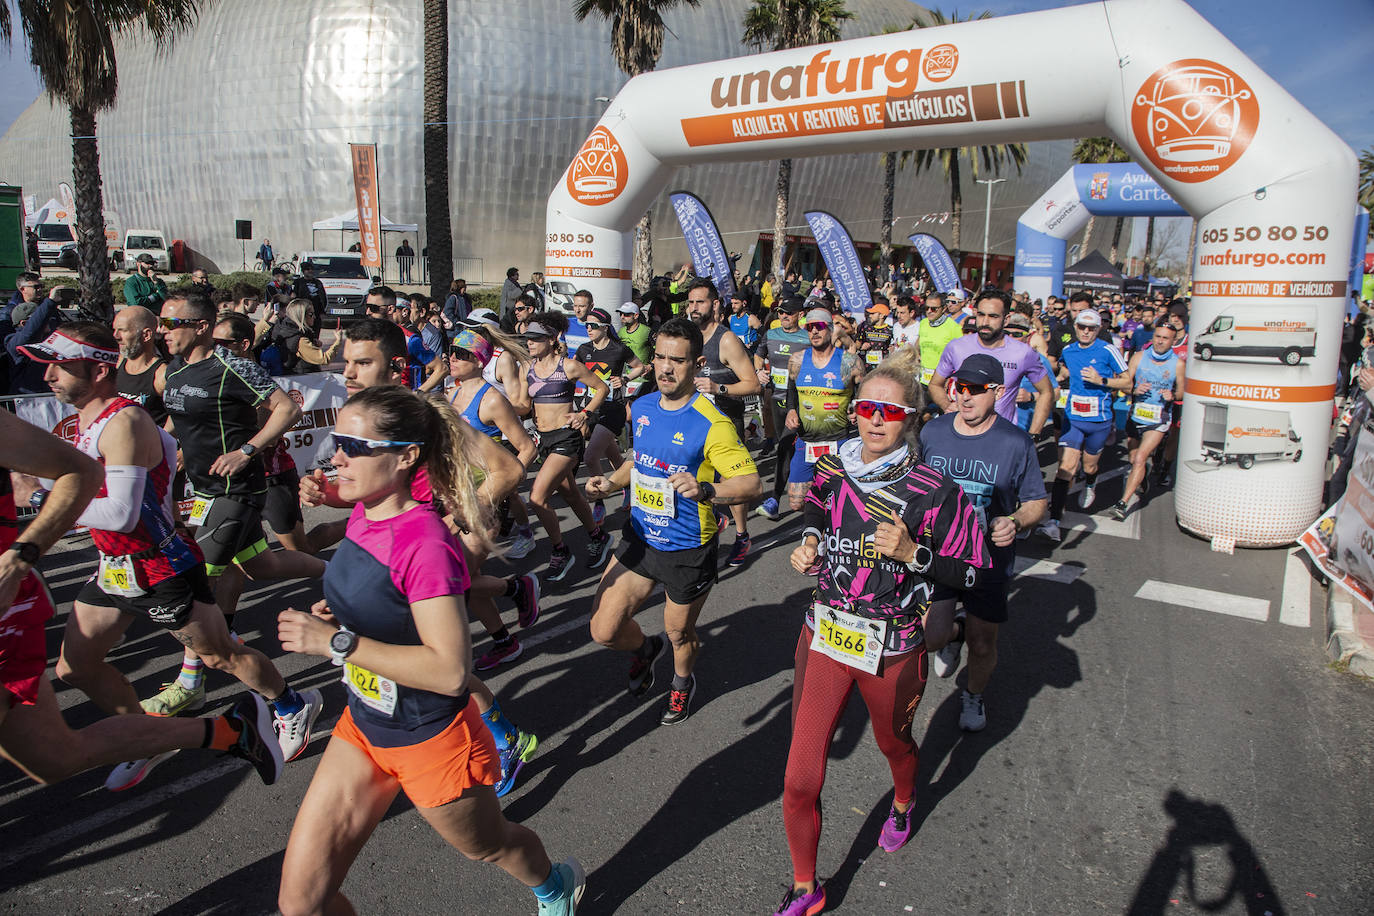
[235,219,252,241]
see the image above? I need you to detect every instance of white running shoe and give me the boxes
[275,688,325,762]
[1078,481,1096,509]
[931,638,963,679]
[959,691,987,732]
[105,750,179,791]
[1037,519,1062,543]
[506,527,536,560]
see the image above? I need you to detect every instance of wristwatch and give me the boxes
[29,489,49,510]
[697,481,717,503]
[239,442,258,457]
[329,626,359,666]
[717,383,728,395]
[7,541,40,565]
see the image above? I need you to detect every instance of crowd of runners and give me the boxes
[0,270,1196,914]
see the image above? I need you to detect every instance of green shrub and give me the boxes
[113,270,269,304]
[470,287,501,313]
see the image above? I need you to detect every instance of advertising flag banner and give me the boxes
[804,211,869,314]
[909,232,963,296]
[669,191,736,300]
[349,143,383,270]
[1299,423,1374,613]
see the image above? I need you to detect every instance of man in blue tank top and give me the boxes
[1109,322,1183,520]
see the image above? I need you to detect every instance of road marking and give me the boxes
[1279,548,1312,628]
[1011,556,1085,583]
[1065,466,1128,495]
[1134,579,1270,621]
[1062,509,1141,540]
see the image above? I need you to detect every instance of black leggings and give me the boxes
[770,400,797,500]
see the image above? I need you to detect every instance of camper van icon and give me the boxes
[1135,62,1252,163]
[571,129,622,194]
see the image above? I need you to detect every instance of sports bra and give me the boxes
[452,382,502,439]
[527,358,575,405]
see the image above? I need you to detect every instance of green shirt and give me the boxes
[918,316,964,384]
[123,273,168,309]
[619,322,652,363]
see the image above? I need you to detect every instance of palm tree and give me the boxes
[423,0,452,302]
[2,1,203,319]
[908,9,1025,269]
[1070,136,1131,262]
[743,0,854,280]
[574,0,702,290]
[876,23,912,278]
[1358,146,1374,210]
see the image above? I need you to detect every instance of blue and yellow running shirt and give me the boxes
[1061,338,1128,423]
[629,392,756,551]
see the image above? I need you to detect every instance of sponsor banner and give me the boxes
[1072,164,1187,218]
[1299,425,1374,613]
[349,144,383,269]
[544,265,633,280]
[1184,378,1336,403]
[10,371,350,488]
[909,233,962,296]
[1191,279,1347,298]
[670,191,736,300]
[806,211,869,314]
[1349,208,1369,317]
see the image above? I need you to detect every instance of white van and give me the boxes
[1193,306,1317,366]
[1199,402,1302,468]
[299,251,374,319]
[122,229,170,271]
[33,222,76,265]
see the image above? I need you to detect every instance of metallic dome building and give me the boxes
[0,0,1093,284]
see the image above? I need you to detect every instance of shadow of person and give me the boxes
[1127,788,1285,916]
[911,574,1096,830]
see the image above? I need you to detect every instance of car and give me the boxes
[298,251,375,320]
[122,229,171,272]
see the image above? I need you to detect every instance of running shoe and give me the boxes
[545,544,574,582]
[591,499,606,527]
[660,675,697,726]
[495,729,539,798]
[140,682,206,717]
[628,634,665,697]
[1158,468,1174,488]
[930,637,963,679]
[275,688,324,762]
[475,638,523,671]
[726,536,751,568]
[515,574,541,629]
[536,857,586,916]
[715,510,730,533]
[758,438,776,458]
[878,803,914,852]
[753,497,780,521]
[225,693,285,785]
[1107,499,1129,521]
[585,528,613,569]
[959,691,987,732]
[105,750,179,792]
[1078,480,1096,509]
[506,526,536,560]
[1036,519,1062,543]
[773,884,826,916]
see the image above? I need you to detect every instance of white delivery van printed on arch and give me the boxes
[1192,305,1317,366]
[1198,401,1301,470]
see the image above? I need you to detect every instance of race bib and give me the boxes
[631,470,676,517]
[98,554,146,598]
[810,604,886,674]
[865,350,883,366]
[1069,395,1098,418]
[1131,401,1164,425]
[188,497,214,527]
[1055,388,1068,409]
[770,366,790,389]
[344,662,398,716]
[804,441,836,464]
[920,366,935,385]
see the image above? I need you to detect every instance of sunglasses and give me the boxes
[585,322,607,330]
[212,337,240,348]
[159,316,203,329]
[953,381,998,396]
[804,322,830,332]
[331,433,423,458]
[854,399,918,421]
[448,347,474,361]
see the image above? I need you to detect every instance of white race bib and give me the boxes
[770,366,790,389]
[98,554,146,598]
[920,366,935,385]
[804,440,837,464]
[1055,388,1068,409]
[810,604,886,674]
[631,470,676,517]
[1131,401,1164,425]
[865,350,883,366]
[188,497,214,527]
[1069,395,1098,418]
[344,662,398,716]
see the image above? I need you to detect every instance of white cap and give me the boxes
[616,301,640,315]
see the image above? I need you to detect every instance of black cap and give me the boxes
[777,295,805,313]
[953,353,1003,386]
[135,253,155,265]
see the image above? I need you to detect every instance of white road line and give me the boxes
[1011,556,1085,584]
[1065,466,1129,495]
[1134,579,1270,621]
[1062,509,1141,540]
[1279,549,1312,628]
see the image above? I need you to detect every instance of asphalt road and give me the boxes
[2,450,1372,915]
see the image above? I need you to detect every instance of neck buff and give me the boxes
[838,438,915,493]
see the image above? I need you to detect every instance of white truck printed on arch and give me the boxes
[1193,306,1316,366]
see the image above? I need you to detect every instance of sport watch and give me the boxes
[329,626,359,666]
[239,443,258,457]
[8,541,40,564]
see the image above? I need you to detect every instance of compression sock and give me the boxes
[269,686,305,717]
[204,715,240,751]
[1084,472,1099,491]
[1050,477,1070,521]
[490,627,513,647]
[176,656,205,690]
[531,864,566,902]
[635,635,661,661]
[503,577,520,599]
[480,698,517,752]
[671,673,692,691]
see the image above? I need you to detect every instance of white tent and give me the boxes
[26,197,68,226]
[310,210,417,233]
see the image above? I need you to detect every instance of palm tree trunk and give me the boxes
[1080,214,1096,258]
[69,105,112,319]
[772,158,791,280]
[948,153,963,273]
[634,211,653,290]
[422,0,453,303]
[1184,219,1197,290]
[1143,216,1156,276]
[879,153,895,274]
[1109,216,1125,267]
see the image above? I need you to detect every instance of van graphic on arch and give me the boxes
[1193,306,1316,366]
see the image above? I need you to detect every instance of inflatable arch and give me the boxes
[1014,163,1188,301]
[546,0,1356,547]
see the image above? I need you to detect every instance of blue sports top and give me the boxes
[452,382,502,439]
[628,391,756,550]
[1130,345,1179,424]
[1060,338,1127,423]
[729,313,758,349]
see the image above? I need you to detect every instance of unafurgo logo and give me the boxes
[1131,58,1258,184]
[923,44,958,82]
[567,126,628,206]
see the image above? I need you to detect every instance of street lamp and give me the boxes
[977,177,1006,289]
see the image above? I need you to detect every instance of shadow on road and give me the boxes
[1126,788,1285,916]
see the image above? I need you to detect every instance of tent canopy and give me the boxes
[311,210,417,233]
[26,197,67,226]
[1061,250,1123,295]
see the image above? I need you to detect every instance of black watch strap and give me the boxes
[9,541,40,564]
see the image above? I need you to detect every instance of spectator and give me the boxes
[6,272,43,317]
[257,239,274,271]
[261,298,338,374]
[525,270,547,308]
[292,261,327,332]
[265,266,293,303]
[189,268,216,299]
[25,228,40,275]
[396,239,415,284]
[500,266,522,319]
[229,283,262,317]
[123,254,167,310]
[6,296,63,394]
[443,277,471,332]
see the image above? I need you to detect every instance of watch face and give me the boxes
[330,630,352,653]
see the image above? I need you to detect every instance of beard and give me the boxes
[977,326,1001,342]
